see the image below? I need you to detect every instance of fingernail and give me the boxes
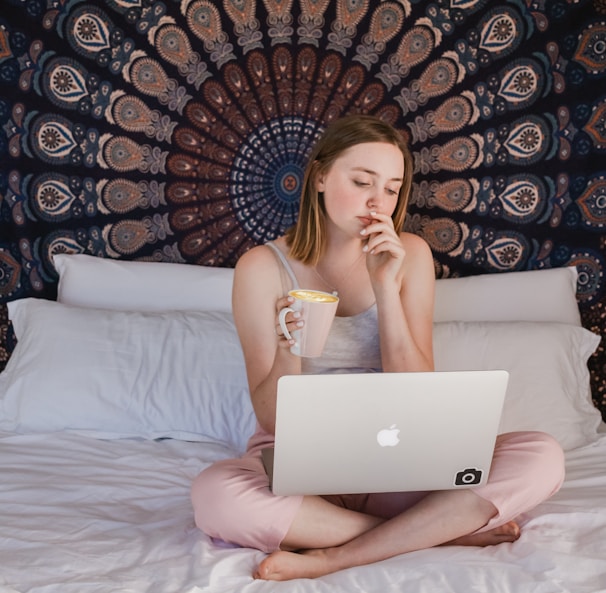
[287,296,294,303]
[362,245,369,252]
[370,210,377,216]
[296,320,304,327]
[360,229,366,235]
[293,311,301,319]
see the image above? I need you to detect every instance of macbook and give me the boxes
[263,370,509,496]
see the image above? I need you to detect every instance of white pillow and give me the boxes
[54,253,233,312]
[1,299,601,452]
[1,298,255,450]
[54,253,581,325]
[433,321,602,451]
[434,267,581,325]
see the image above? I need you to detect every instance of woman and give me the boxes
[191,115,565,581]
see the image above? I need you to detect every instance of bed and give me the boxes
[1,254,605,593]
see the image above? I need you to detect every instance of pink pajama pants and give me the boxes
[191,430,565,553]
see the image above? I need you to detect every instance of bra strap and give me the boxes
[265,242,300,290]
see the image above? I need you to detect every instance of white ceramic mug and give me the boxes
[278,289,339,357]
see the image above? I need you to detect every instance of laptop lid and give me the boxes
[267,370,508,496]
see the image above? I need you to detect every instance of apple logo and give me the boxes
[376,424,400,447]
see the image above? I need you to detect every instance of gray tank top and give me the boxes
[266,242,382,374]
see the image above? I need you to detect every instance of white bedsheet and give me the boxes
[1,431,605,593]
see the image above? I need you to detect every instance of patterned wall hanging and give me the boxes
[0,0,605,417]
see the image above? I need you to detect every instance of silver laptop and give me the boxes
[263,370,508,496]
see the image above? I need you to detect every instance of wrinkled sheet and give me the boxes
[1,431,605,593]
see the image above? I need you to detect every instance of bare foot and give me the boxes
[253,521,522,581]
[447,520,521,547]
[253,549,333,581]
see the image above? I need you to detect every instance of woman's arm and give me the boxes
[232,246,302,435]
[363,214,435,372]
[378,232,435,372]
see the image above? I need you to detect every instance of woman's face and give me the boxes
[316,141,405,237]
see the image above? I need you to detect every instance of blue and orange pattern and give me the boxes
[0,0,605,417]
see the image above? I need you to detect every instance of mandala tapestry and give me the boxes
[0,0,605,418]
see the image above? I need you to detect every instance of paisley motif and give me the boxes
[433,95,475,133]
[336,0,369,29]
[31,174,79,221]
[128,58,170,98]
[569,251,604,304]
[109,219,157,254]
[497,59,544,110]
[396,26,435,73]
[101,136,167,174]
[437,137,481,172]
[42,58,89,109]
[101,179,166,213]
[574,23,606,75]
[111,96,153,132]
[43,233,87,260]
[576,176,606,228]
[477,7,523,58]
[413,179,475,212]
[368,2,405,44]
[31,115,78,164]
[419,217,464,253]
[187,1,225,44]
[502,116,550,164]
[496,174,546,223]
[418,58,461,99]
[155,25,194,67]
[67,7,112,57]
[484,232,528,271]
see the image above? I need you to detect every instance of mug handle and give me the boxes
[278,307,295,341]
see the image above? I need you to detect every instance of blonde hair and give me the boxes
[286,115,413,265]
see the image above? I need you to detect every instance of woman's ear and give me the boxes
[314,163,325,192]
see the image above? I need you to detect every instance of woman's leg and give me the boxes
[255,431,565,581]
[191,455,304,553]
[192,455,388,552]
[256,488,499,580]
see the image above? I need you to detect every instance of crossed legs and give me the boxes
[255,488,517,580]
[192,431,564,581]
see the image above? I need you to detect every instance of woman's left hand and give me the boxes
[360,211,406,288]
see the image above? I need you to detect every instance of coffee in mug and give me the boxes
[278,289,339,357]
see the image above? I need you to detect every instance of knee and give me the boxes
[534,432,566,493]
[499,431,566,495]
[191,461,241,536]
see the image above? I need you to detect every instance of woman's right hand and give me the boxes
[275,295,304,350]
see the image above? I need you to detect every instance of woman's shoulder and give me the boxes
[234,240,291,287]
[399,231,435,282]
[399,231,432,256]
[236,240,279,268]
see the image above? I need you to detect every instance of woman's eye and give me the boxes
[354,180,370,187]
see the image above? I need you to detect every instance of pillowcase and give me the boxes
[1,299,601,451]
[1,298,256,451]
[433,266,581,325]
[433,321,602,451]
[54,253,581,325]
[54,253,234,312]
